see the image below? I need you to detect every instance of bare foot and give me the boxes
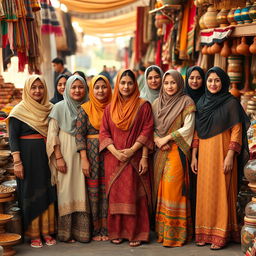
[129,241,141,247]
[101,235,109,241]
[196,242,206,246]
[210,244,222,250]
[111,239,123,244]
[92,236,102,241]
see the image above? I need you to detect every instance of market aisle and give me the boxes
[15,240,241,256]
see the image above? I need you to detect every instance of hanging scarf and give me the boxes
[110,69,145,131]
[153,69,195,137]
[184,66,205,104]
[50,74,69,104]
[81,75,112,130]
[49,75,88,135]
[140,65,163,104]
[7,75,52,136]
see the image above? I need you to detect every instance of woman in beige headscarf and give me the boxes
[7,75,56,248]
[153,70,196,247]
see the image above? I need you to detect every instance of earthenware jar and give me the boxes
[204,6,218,28]
[245,198,256,219]
[217,8,229,27]
[237,37,250,56]
[202,45,208,54]
[234,7,243,25]
[199,14,207,29]
[249,1,256,23]
[227,8,237,25]
[241,217,256,253]
[241,1,252,24]
[231,39,239,55]
[220,41,231,57]
[250,37,256,54]
[211,42,222,54]
[244,159,256,192]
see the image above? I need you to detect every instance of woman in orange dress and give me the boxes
[191,67,250,250]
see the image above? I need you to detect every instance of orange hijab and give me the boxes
[82,75,112,130]
[110,69,145,131]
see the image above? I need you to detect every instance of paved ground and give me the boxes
[14,239,243,256]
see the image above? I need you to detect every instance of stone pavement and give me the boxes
[15,240,243,256]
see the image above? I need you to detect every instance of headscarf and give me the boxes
[81,75,112,130]
[184,66,205,104]
[140,65,164,104]
[73,71,89,92]
[110,69,145,131]
[196,66,250,182]
[7,75,52,136]
[50,74,69,104]
[153,69,195,137]
[49,75,88,135]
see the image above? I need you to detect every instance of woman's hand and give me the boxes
[56,158,67,173]
[160,144,171,151]
[190,156,198,174]
[81,159,90,177]
[121,148,134,159]
[154,136,170,149]
[14,163,24,179]
[139,158,148,175]
[223,155,234,174]
[115,150,129,162]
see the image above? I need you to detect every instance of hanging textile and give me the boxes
[187,0,197,55]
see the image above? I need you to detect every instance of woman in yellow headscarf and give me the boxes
[75,75,112,241]
[7,75,56,248]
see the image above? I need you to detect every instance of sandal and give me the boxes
[210,244,222,250]
[101,235,109,241]
[196,242,206,246]
[129,241,141,247]
[43,235,56,246]
[31,239,43,248]
[92,235,102,241]
[111,239,123,244]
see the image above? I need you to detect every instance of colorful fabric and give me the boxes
[81,75,112,130]
[155,144,192,247]
[75,109,108,236]
[110,69,145,131]
[7,75,52,137]
[179,0,189,59]
[187,0,197,55]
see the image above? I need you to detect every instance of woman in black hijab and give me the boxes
[185,66,205,104]
[50,74,69,104]
[191,67,250,250]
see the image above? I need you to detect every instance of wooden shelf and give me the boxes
[149,4,182,14]
[201,23,256,37]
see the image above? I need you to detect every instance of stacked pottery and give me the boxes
[216,9,229,27]
[204,6,218,28]
[227,8,237,25]
[228,55,243,98]
[241,1,253,24]
[249,1,256,23]
[247,98,256,114]
[199,14,207,29]
[234,7,244,25]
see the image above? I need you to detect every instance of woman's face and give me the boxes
[163,74,178,96]
[188,70,203,90]
[207,72,222,94]
[29,79,45,103]
[118,75,135,99]
[147,70,161,90]
[57,77,67,95]
[70,79,86,101]
[93,79,109,102]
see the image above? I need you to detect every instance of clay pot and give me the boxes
[244,159,256,192]
[250,37,256,54]
[245,198,256,219]
[231,39,239,55]
[207,45,213,55]
[202,45,208,54]
[237,37,250,56]
[220,41,231,57]
[204,6,218,28]
[216,8,229,27]
[241,2,252,24]
[199,14,207,29]
[249,1,256,23]
[241,217,256,253]
[234,7,244,25]
[227,8,237,25]
[211,42,221,54]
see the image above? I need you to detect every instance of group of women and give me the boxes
[7,64,249,251]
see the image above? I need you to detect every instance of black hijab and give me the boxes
[50,74,69,104]
[196,67,250,177]
[185,66,205,104]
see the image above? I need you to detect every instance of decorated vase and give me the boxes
[227,8,237,25]
[204,6,218,28]
[249,1,256,23]
[244,159,256,192]
[241,217,256,253]
[234,7,244,25]
[241,2,252,24]
[217,8,229,27]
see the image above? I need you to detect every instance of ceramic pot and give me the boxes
[237,37,250,56]
[250,37,256,54]
[245,198,256,219]
[244,159,256,192]
[234,7,244,25]
[231,39,239,55]
[202,45,208,54]
[199,14,207,29]
[249,1,256,23]
[241,217,256,253]
[241,2,252,24]
[204,6,218,28]
[220,41,231,57]
[211,42,222,54]
[207,45,213,55]
[227,8,237,25]
[217,9,229,27]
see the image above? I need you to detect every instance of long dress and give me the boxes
[154,108,195,247]
[75,108,108,237]
[193,123,242,247]
[47,118,90,242]
[9,117,56,238]
[99,102,154,241]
